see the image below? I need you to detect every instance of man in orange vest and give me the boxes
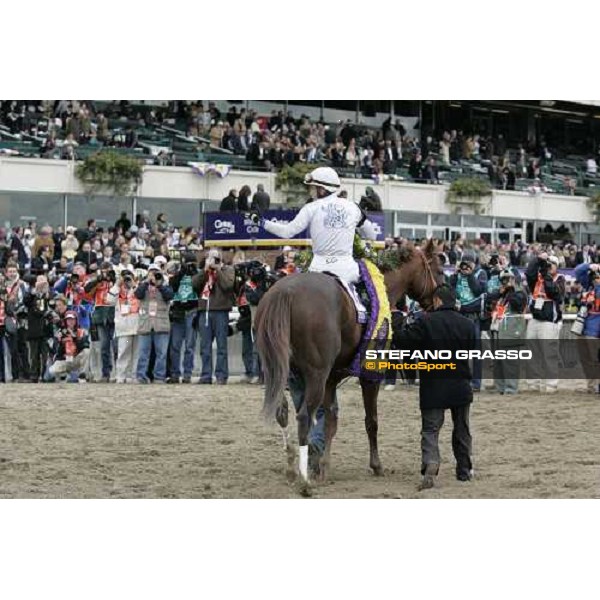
[525,252,565,393]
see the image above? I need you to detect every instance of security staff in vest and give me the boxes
[396,284,477,491]
[524,252,565,393]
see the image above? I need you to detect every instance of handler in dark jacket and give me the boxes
[396,285,477,490]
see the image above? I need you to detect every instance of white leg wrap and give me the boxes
[299,445,309,481]
[281,427,289,450]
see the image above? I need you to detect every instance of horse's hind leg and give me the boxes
[275,395,296,481]
[296,370,328,485]
[361,377,384,476]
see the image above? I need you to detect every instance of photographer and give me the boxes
[448,251,488,392]
[168,252,202,384]
[24,275,55,382]
[84,261,117,383]
[134,264,174,384]
[525,253,565,393]
[48,311,90,383]
[3,262,30,382]
[491,269,528,395]
[53,263,92,331]
[107,269,140,384]
[233,258,264,384]
[0,275,8,382]
[573,262,600,394]
[192,249,235,385]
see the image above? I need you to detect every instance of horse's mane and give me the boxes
[377,243,416,272]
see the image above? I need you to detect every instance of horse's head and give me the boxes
[382,238,445,310]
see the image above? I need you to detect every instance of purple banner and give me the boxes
[203,210,385,247]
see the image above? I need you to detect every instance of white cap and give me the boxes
[154,255,167,265]
[283,246,292,252]
[548,256,559,266]
[148,263,161,272]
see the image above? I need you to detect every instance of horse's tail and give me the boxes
[255,287,292,421]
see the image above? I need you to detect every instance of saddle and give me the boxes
[323,272,369,324]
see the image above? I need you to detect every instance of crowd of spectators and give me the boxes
[3,101,597,194]
[0,197,598,386]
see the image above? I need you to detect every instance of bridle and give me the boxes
[416,248,441,308]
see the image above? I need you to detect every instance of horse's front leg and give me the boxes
[360,377,384,476]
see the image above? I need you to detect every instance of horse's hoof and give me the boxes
[296,479,314,498]
[371,464,384,477]
[286,466,296,483]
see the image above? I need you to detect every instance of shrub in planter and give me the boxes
[75,150,143,196]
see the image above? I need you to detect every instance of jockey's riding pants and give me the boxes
[309,255,359,284]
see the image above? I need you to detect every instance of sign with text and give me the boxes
[203,210,385,247]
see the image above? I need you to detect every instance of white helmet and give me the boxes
[303,166,341,193]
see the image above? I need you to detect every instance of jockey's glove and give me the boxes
[247,210,265,227]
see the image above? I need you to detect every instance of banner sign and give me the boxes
[203,210,386,248]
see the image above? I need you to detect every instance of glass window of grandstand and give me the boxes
[0,192,64,230]
[136,198,202,230]
[67,195,133,230]
[431,214,461,227]
[495,218,524,244]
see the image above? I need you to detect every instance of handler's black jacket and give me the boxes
[395,307,477,410]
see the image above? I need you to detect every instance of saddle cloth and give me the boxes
[326,259,393,379]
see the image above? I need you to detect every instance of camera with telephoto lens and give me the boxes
[538,259,549,275]
[154,272,163,283]
[184,262,198,276]
[70,273,80,285]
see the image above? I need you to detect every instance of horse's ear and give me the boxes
[422,238,436,258]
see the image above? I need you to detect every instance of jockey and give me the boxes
[250,166,378,285]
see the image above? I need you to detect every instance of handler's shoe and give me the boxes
[384,384,396,392]
[457,469,474,482]
[418,464,438,491]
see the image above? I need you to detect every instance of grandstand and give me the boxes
[1,100,599,244]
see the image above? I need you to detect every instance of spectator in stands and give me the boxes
[251,184,270,212]
[237,186,252,212]
[423,157,439,184]
[586,156,598,176]
[220,189,238,212]
[115,212,131,234]
[409,152,424,182]
[210,121,224,147]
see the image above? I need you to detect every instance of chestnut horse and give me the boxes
[254,239,444,488]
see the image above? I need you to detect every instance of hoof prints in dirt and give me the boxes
[0,385,599,498]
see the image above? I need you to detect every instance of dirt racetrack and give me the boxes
[0,381,599,498]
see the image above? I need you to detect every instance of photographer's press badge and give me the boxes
[148,301,158,317]
[534,297,545,310]
[121,303,130,316]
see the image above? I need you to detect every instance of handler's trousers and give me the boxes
[421,405,472,478]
